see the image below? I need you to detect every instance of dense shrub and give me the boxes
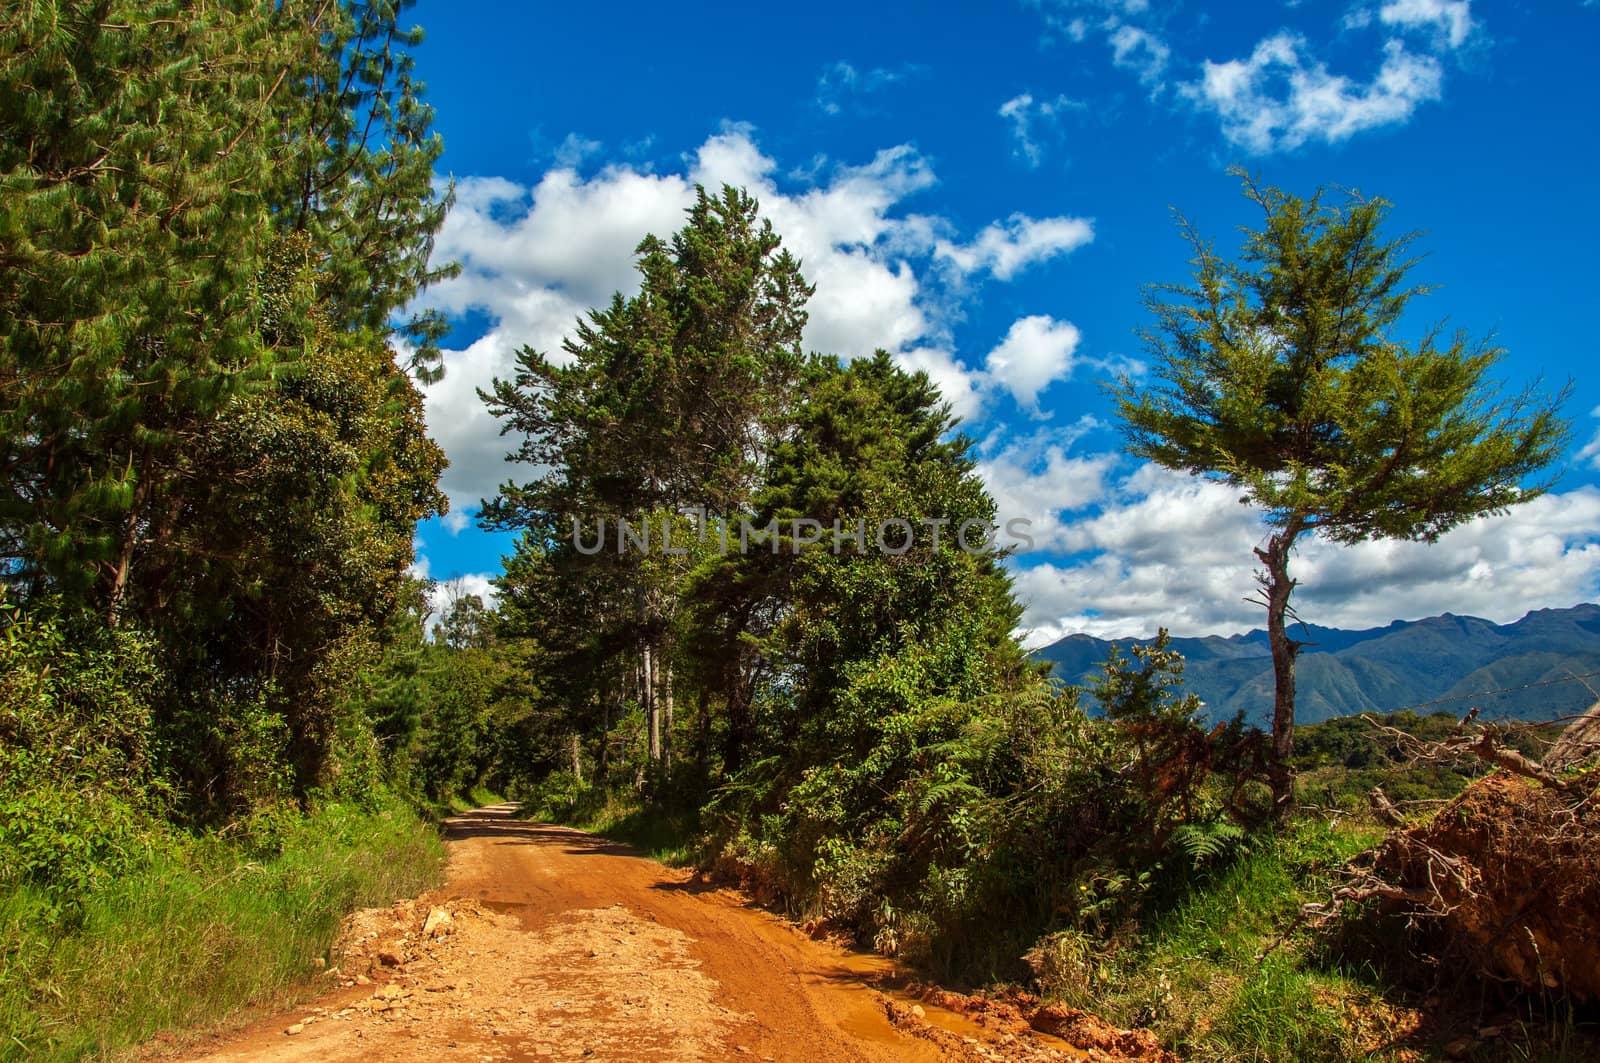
[0,604,174,904]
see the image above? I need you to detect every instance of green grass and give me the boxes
[520,779,699,866]
[1018,817,1394,1061]
[1083,818,1389,1062]
[583,800,699,865]
[445,785,506,814]
[1026,813,1600,1063]
[0,799,444,1062]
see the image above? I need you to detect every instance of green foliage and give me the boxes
[0,798,442,1062]
[268,0,459,380]
[482,184,811,527]
[1116,171,1569,539]
[0,7,468,1052]
[1113,170,1569,803]
[1170,821,1247,868]
[1059,817,1385,1060]
[0,0,452,810]
[1208,957,1359,1063]
[0,1,295,605]
[0,602,171,905]
[435,590,496,650]
[484,186,819,783]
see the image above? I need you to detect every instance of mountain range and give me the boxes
[1032,604,1600,726]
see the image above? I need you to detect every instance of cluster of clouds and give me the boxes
[1580,405,1600,471]
[1019,0,1479,155]
[407,1,1600,644]
[997,92,1086,166]
[414,117,1600,645]
[417,125,1103,516]
[988,446,1600,647]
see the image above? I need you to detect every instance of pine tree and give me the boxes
[0,2,293,615]
[1113,170,1569,816]
[268,0,459,382]
[483,185,813,773]
[0,1,455,804]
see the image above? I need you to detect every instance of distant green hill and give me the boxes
[1033,604,1600,724]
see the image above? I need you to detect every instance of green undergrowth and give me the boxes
[1086,817,1390,1061]
[0,798,444,1062]
[436,784,506,816]
[456,784,507,811]
[520,773,699,866]
[1032,814,1599,1063]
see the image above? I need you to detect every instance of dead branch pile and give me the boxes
[1308,704,1600,1000]
[1547,698,1600,773]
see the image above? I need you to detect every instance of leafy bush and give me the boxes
[0,785,165,908]
[0,603,173,906]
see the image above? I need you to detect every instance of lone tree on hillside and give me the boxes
[1113,170,1569,817]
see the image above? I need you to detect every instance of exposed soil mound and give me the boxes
[1372,771,1600,1000]
[885,986,1177,1063]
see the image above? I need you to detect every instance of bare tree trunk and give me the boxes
[1254,515,1307,820]
[660,656,673,774]
[643,643,659,764]
[570,732,583,782]
[696,685,711,775]
[105,456,150,628]
[597,683,611,778]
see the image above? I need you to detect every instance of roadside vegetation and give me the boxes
[2,4,1593,1062]
[0,800,440,1059]
[0,2,472,1058]
[489,177,1590,1061]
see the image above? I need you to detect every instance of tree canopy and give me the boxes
[1114,169,1570,812]
[0,0,453,808]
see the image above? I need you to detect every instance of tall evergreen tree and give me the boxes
[483,185,813,772]
[0,1,455,805]
[269,0,458,382]
[1113,170,1569,815]
[0,2,293,615]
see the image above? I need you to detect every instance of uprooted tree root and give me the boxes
[1296,706,1600,1002]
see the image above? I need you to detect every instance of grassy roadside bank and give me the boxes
[519,777,699,867]
[0,799,444,1062]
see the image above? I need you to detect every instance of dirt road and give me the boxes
[178,806,1144,1063]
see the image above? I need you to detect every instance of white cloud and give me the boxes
[894,312,1105,424]
[936,213,1094,281]
[997,92,1085,166]
[984,315,1083,414]
[1580,405,1600,470]
[978,421,1115,553]
[1186,33,1443,153]
[1378,0,1474,49]
[416,128,1096,512]
[896,347,990,424]
[1009,463,1600,646]
[1026,0,1479,154]
[431,167,689,315]
[1109,24,1170,88]
[1023,2,1172,93]
[815,61,922,115]
[552,132,602,169]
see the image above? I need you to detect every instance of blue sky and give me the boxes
[407,0,1600,643]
